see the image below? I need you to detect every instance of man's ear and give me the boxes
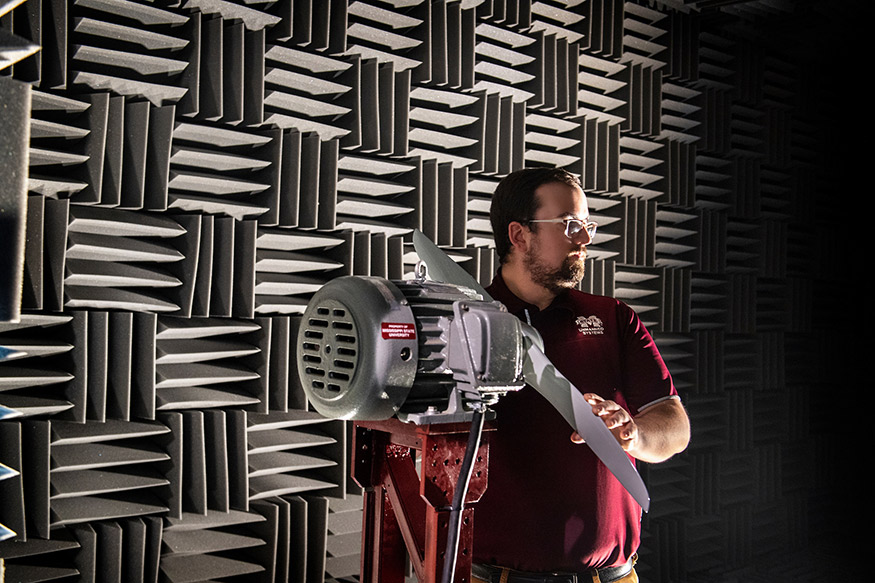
[507,221,529,254]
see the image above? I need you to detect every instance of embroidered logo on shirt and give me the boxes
[576,315,605,335]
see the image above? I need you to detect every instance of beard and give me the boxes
[524,243,586,293]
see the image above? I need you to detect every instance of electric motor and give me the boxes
[296,274,526,423]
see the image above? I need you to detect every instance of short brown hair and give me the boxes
[490,167,582,263]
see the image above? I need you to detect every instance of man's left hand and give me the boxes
[569,393,637,450]
[570,392,690,463]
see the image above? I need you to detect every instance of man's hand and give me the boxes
[569,393,637,448]
[570,392,690,463]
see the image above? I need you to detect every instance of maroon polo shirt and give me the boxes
[472,270,678,572]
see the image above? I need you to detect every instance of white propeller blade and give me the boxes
[412,229,650,511]
[413,230,492,299]
[520,332,650,512]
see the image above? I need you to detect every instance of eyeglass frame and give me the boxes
[521,217,598,242]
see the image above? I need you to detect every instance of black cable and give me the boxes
[440,407,486,583]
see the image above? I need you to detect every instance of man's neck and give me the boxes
[499,262,557,311]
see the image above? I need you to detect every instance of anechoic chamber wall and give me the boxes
[0,1,854,582]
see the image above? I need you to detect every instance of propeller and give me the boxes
[412,229,650,512]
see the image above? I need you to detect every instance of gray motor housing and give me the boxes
[296,276,419,420]
[296,275,525,423]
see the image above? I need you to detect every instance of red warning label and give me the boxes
[381,322,417,340]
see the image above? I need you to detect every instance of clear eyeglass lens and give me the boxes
[565,219,596,240]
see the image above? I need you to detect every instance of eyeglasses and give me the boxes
[524,217,598,242]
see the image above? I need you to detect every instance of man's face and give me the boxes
[523,181,590,293]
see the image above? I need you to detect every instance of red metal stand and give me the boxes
[352,418,492,583]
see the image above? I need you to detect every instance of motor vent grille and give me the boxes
[300,301,359,396]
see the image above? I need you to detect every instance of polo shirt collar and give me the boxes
[487,268,575,316]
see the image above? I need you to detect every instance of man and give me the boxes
[471,167,690,583]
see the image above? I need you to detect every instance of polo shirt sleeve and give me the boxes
[616,300,678,416]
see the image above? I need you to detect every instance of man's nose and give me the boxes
[571,229,592,246]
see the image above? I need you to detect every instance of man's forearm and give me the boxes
[627,398,690,463]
